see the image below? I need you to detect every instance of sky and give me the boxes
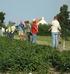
[0,0,70,24]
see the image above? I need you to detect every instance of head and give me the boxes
[32,20,37,25]
[20,21,24,25]
[24,20,30,25]
[54,16,58,20]
[32,18,39,25]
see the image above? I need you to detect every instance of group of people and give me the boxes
[18,16,61,48]
[18,19,38,43]
[1,16,61,48]
[6,25,16,39]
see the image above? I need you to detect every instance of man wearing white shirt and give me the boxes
[50,16,61,48]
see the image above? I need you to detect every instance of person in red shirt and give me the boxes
[31,19,38,43]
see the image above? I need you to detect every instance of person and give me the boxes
[24,20,31,41]
[31,19,38,43]
[6,26,14,39]
[0,27,5,36]
[49,16,61,48]
[18,21,25,40]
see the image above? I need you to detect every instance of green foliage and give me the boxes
[56,4,70,39]
[0,36,70,73]
[51,50,70,72]
[0,36,54,73]
[0,11,5,23]
[38,24,51,36]
[0,11,6,28]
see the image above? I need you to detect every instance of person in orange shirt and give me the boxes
[31,19,38,43]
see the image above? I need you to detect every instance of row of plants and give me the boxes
[0,36,53,74]
[51,50,70,72]
[0,36,70,73]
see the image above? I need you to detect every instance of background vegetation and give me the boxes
[38,24,51,36]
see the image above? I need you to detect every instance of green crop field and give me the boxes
[0,36,70,74]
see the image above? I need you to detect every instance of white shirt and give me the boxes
[51,19,61,32]
[11,25,16,33]
[1,27,5,32]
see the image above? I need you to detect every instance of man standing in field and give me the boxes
[24,20,31,41]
